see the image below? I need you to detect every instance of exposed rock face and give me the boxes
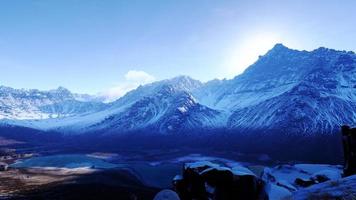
[172,161,267,200]
[341,125,356,176]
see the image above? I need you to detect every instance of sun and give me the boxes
[224,33,281,78]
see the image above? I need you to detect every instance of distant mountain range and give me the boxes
[1,44,355,136]
[0,86,107,120]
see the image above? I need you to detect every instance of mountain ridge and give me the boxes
[0,44,355,135]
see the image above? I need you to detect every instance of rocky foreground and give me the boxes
[1,161,355,200]
[154,161,356,200]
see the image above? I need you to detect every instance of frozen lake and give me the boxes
[11,154,122,169]
[10,154,181,188]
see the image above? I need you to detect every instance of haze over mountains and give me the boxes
[0,44,355,137]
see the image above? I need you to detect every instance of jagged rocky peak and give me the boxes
[255,43,296,59]
[112,75,202,106]
[162,75,203,91]
[244,44,304,72]
[270,43,289,51]
[0,85,32,94]
[50,86,71,94]
[0,85,73,99]
[0,86,13,92]
[47,86,74,100]
[0,85,108,120]
[239,43,355,83]
[311,46,353,55]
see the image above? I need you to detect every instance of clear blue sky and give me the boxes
[0,0,355,95]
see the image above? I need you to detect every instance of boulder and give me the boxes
[173,161,268,200]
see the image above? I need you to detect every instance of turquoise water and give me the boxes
[11,154,122,169]
[10,154,182,188]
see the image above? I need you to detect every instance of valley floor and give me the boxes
[0,150,354,200]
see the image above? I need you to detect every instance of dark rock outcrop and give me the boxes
[294,173,335,188]
[172,161,268,200]
[294,178,316,188]
[341,125,356,176]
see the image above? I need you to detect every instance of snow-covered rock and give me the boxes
[262,164,343,199]
[184,161,220,171]
[292,175,356,200]
[175,161,267,200]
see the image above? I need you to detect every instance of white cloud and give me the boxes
[124,70,155,83]
[101,70,156,102]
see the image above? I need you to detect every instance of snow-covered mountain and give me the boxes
[88,78,224,134]
[0,76,224,134]
[0,86,107,120]
[0,44,355,135]
[224,45,356,134]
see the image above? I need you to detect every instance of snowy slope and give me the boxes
[88,85,225,134]
[193,44,316,110]
[227,87,356,135]
[84,77,224,134]
[227,45,356,134]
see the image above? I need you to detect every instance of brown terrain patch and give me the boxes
[0,167,159,200]
[0,167,94,196]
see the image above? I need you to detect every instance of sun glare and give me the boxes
[224,33,281,78]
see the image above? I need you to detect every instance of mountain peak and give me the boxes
[258,43,295,59]
[0,86,13,92]
[169,75,196,82]
[273,43,287,48]
[47,86,73,100]
[49,86,71,94]
[55,86,70,92]
[269,43,290,52]
[164,75,202,91]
